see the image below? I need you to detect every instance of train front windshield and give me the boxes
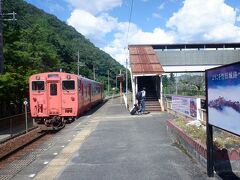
[62,80,75,90]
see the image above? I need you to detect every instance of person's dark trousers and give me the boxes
[141,99,145,113]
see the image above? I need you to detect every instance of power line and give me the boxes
[125,0,134,48]
[3,11,17,21]
[5,0,35,30]
[124,0,134,93]
[124,0,134,63]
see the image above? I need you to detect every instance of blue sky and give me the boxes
[25,0,240,65]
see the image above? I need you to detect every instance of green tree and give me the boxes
[0,0,127,117]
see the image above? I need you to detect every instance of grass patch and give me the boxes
[213,131,240,149]
[174,118,206,144]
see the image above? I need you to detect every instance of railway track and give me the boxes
[0,128,53,170]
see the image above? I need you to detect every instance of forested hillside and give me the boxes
[0,0,127,117]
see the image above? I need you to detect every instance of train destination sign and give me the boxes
[206,62,240,136]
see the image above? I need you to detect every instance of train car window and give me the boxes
[50,84,57,96]
[96,87,100,94]
[88,85,91,97]
[92,85,95,96]
[62,80,75,90]
[32,81,45,91]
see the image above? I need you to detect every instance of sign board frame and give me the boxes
[205,61,240,177]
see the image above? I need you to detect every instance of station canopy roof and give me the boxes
[129,45,164,77]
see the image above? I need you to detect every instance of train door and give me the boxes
[89,84,92,103]
[47,81,61,115]
[78,79,84,111]
[101,85,103,99]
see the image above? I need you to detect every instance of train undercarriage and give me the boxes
[33,116,76,130]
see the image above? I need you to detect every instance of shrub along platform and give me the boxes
[166,120,240,176]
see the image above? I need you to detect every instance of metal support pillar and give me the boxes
[160,75,164,111]
[130,69,136,105]
[136,76,138,94]
[207,125,214,177]
[0,0,3,73]
[132,76,138,105]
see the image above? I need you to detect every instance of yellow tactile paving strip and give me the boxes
[33,102,107,180]
[34,121,99,180]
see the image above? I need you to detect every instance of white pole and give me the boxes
[160,75,164,111]
[24,100,28,133]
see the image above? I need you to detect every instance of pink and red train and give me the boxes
[29,72,104,130]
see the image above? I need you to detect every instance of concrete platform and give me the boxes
[2,97,219,180]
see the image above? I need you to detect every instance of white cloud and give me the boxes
[67,10,118,43]
[67,8,174,65]
[166,0,240,42]
[102,22,174,65]
[237,14,240,22]
[66,0,122,14]
[128,28,174,45]
[153,13,162,19]
[158,3,165,10]
[66,0,240,65]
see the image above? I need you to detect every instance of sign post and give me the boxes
[116,74,124,97]
[206,61,240,177]
[24,100,28,133]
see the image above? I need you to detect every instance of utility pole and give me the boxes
[0,0,3,73]
[119,69,122,97]
[0,0,17,74]
[108,70,110,94]
[93,64,95,80]
[126,59,128,94]
[77,50,79,75]
[3,12,17,21]
[175,73,178,95]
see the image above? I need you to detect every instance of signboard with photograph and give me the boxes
[207,62,240,135]
[172,96,200,120]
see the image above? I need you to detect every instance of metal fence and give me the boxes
[0,112,34,142]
